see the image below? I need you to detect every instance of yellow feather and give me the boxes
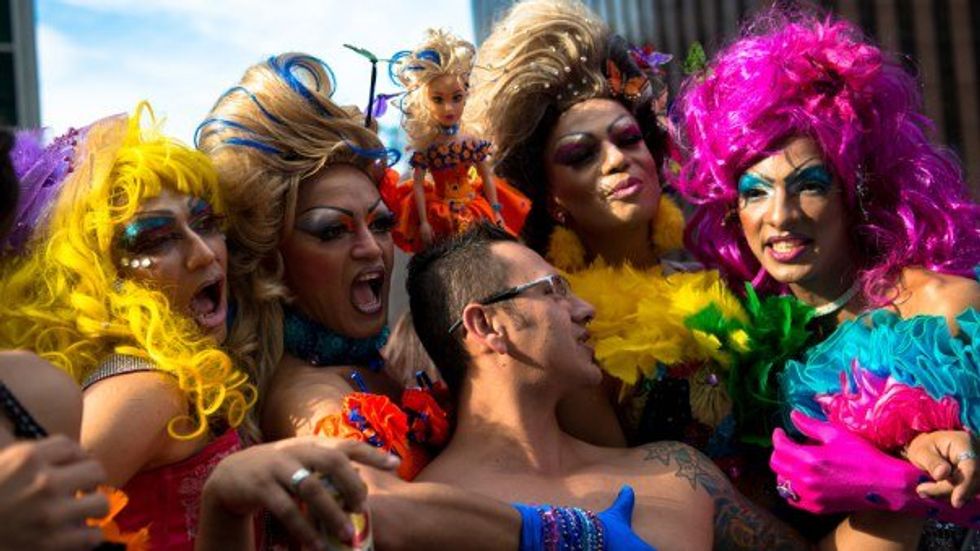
[546,225,587,272]
[567,263,747,384]
[652,195,685,254]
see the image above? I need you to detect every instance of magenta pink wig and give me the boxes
[674,7,979,305]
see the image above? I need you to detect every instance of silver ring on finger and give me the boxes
[957,450,978,463]
[289,467,313,494]
[776,478,800,502]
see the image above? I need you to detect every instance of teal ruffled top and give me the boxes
[781,307,980,435]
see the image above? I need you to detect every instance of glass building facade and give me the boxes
[0,0,39,128]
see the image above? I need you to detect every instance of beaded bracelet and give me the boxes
[517,503,605,551]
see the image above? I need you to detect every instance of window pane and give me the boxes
[0,0,10,43]
[0,52,16,126]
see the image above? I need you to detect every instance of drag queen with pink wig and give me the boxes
[676,5,980,544]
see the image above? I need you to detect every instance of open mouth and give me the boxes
[765,235,812,263]
[351,268,386,316]
[189,276,226,333]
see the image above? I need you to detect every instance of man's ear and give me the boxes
[461,303,508,355]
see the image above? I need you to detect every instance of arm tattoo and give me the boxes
[641,442,810,551]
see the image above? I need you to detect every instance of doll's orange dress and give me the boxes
[381,138,530,252]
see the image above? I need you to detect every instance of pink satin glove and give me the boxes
[770,411,980,526]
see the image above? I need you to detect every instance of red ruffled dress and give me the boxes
[381,138,530,252]
[113,429,242,550]
[315,385,451,481]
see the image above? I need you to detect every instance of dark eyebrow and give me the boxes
[606,114,633,134]
[745,155,823,184]
[297,205,355,217]
[786,157,823,178]
[554,114,634,145]
[367,198,384,213]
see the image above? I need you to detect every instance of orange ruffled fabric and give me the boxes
[87,486,151,550]
[382,138,529,252]
[314,389,450,481]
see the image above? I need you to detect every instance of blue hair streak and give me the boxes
[266,54,338,118]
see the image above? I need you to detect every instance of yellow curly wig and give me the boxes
[0,103,256,440]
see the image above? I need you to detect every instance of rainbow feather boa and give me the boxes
[782,307,980,449]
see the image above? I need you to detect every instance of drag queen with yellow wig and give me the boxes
[0,104,255,549]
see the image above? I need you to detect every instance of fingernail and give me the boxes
[386,454,401,467]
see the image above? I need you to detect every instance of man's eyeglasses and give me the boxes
[447,273,571,334]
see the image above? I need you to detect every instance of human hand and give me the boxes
[513,485,653,551]
[200,436,399,549]
[0,435,109,551]
[906,430,979,508]
[419,221,434,246]
[770,410,922,514]
[772,412,980,525]
[597,486,656,551]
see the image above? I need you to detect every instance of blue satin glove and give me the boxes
[598,486,655,550]
[513,485,655,550]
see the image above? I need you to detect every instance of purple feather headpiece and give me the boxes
[2,126,86,254]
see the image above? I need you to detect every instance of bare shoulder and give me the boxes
[630,441,808,551]
[895,268,980,329]
[83,369,188,447]
[262,355,354,439]
[84,368,186,414]
[629,440,728,494]
[82,369,193,486]
[0,351,82,439]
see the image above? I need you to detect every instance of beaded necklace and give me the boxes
[283,307,388,371]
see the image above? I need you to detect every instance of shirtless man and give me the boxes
[407,223,915,550]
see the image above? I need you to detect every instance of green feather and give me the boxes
[343,44,378,63]
[683,283,815,447]
[682,42,707,75]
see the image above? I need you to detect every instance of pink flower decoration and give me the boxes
[816,361,963,451]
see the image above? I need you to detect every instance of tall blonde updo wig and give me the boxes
[466,0,668,253]
[395,29,476,149]
[197,53,389,441]
[465,0,609,160]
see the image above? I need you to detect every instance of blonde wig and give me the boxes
[197,53,390,441]
[0,104,255,440]
[466,0,668,253]
[395,29,476,149]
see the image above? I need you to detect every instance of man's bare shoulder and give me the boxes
[618,441,727,494]
[622,442,810,551]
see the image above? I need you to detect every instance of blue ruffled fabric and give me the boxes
[781,307,980,433]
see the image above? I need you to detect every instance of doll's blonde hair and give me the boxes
[0,103,255,440]
[198,53,387,441]
[396,29,476,150]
